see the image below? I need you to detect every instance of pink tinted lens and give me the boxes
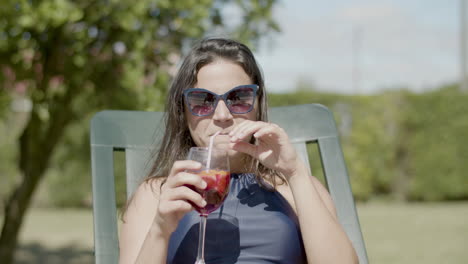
[187,91,215,115]
[227,87,255,113]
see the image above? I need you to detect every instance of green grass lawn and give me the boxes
[6,201,468,263]
[358,201,468,264]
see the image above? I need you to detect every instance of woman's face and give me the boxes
[185,59,258,156]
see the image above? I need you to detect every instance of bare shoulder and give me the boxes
[123,178,164,221]
[131,177,164,202]
[127,178,163,216]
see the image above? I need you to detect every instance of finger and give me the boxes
[229,120,258,138]
[253,123,283,140]
[167,186,207,208]
[230,121,267,142]
[159,200,193,216]
[165,171,207,190]
[230,141,260,158]
[238,122,276,142]
[169,160,202,177]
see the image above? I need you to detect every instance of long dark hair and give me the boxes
[147,38,283,188]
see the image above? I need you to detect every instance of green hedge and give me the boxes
[404,87,468,200]
[269,85,468,201]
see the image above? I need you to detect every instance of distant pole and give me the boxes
[352,26,362,94]
[461,0,468,92]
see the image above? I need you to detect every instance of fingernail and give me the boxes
[202,181,207,189]
[201,200,207,207]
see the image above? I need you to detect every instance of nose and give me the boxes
[212,100,233,122]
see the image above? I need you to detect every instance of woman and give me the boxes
[119,38,358,263]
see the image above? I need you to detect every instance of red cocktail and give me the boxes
[190,169,230,216]
[186,147,229,264]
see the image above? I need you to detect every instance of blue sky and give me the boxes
[253,0,459,94]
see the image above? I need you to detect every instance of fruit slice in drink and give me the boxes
[190,169,230,216]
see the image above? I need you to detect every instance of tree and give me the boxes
[0,0,279,262]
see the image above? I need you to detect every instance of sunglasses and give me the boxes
[184,84,259,116]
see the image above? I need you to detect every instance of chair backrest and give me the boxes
[90,103,369,264]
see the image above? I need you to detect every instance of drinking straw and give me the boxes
[207,131,221,169]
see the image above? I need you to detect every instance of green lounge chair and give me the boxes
[90,104,369,263]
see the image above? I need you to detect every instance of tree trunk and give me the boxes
[0,112,50,263]
[0,166,44,263]
[0,88,75,263]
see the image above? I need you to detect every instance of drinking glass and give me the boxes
[187,147,230,264]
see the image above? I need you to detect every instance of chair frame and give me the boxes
[90,104,368,263]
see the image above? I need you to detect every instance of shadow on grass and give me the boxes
[15,242,94,264]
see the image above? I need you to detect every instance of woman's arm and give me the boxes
[119,161,207,264]
[230,121,358,264]
[287,160,358,264]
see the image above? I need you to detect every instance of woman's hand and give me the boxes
[229,121,299,178]
[153,160,207,238]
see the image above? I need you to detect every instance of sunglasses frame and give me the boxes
[183,84,259,117]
